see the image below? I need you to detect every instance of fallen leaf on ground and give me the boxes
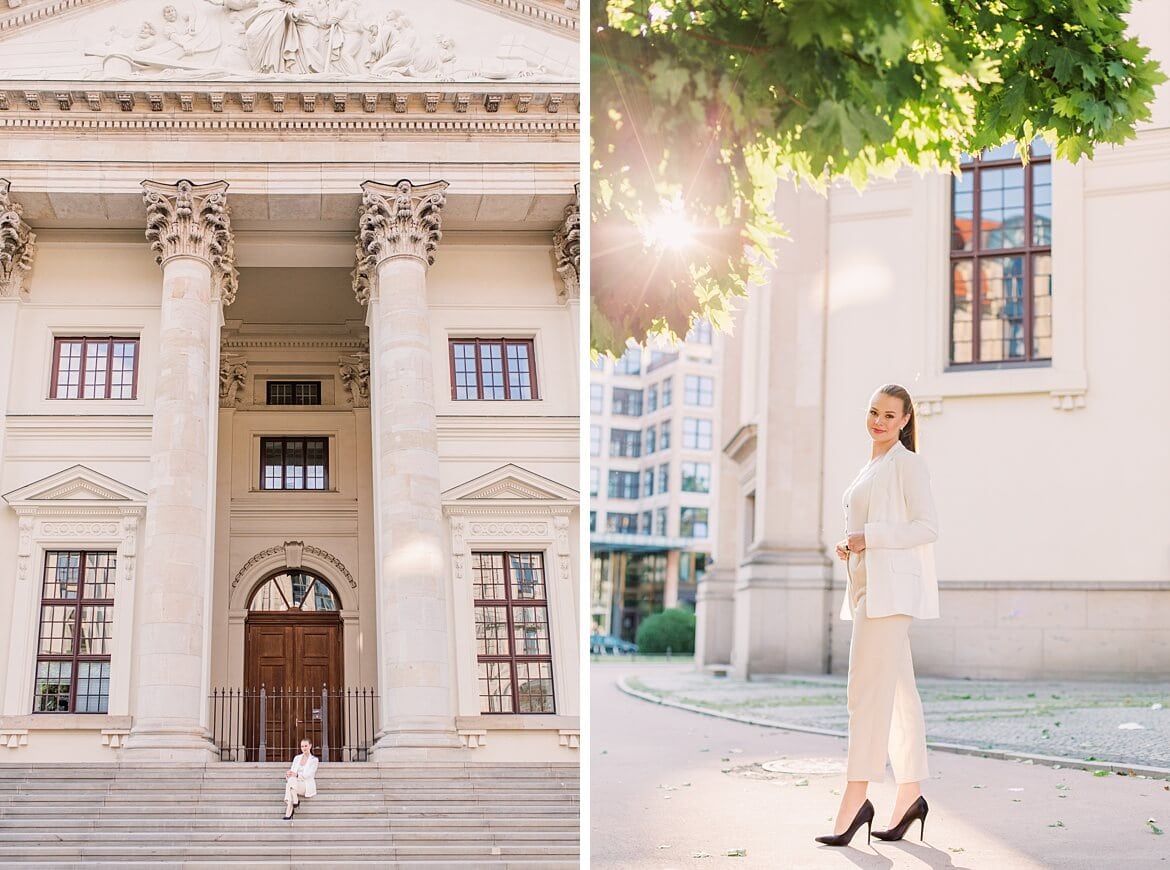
[1048,821,1065,828]
[1093,770,1110,777]
[1055,784,1070,791]
[692,852,711,858]
[657,844,671,850]
[948,847,965,853]
[793,779,809,787]
[1008,788,1024,792]
[972,784,986,789]
[726,849,747,857]
[1148,819,1163,835]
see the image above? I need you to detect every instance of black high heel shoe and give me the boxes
[815,799,874,847]
[873,795,929,841]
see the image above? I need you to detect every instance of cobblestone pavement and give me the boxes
[620,663,1170,769]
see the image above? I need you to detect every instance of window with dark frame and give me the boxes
[680,507,710,538]
[606,513,638,534]
[608,428,641,458]
[472,552,555,714]
[260,437,329,490]
[612,387,643,416]
[50,337,139,400]
[682,418,713,450]
[450,338,538,401]
[267,381,322,405]
[34,551,116,713]
[684,375,714,406]
[607,470,639,499]
[950,140,1052,366]
[681,461,711,493]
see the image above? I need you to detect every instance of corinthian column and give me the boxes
[353,179,460,755]
[123,180,237,760]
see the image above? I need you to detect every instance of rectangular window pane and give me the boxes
[74,661,110,713]
[480,343,505,400]
[306,439,326,490]
[590,383,603,414]
[951,261,974,365]
[475,606,511,656]
[44,551,81,600]
[54,341,83,399]
[284,440,305,489]
[1033,253,1053,360]
[509,553,546,600]
[478,661,514,713]
[38,605,77,655]
[612,387,643,416]
[453,342,479,400]
[1032,163,1052,246]
[110,342,137,399]
[505,342,533,400]
[82,340,109,399]
[512,606,550,656]
[952,169,974,252]
[472,552,507,599]
[34,661,72,712]
[262,439,284,490]
[515,661,554,713]
[979,255,1027,362]
[83,552,116,599]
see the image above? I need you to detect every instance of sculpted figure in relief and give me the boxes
[206,0,325,74]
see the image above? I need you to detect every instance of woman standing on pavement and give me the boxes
[815,384,939,847]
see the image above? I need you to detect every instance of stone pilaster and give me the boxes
[354,179,460,755]
[123,180,235,760]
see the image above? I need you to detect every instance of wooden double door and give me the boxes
[244,613,343,762]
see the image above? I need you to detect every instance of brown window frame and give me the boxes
[949,143,1052,367]
[449,338,539,401]
[260,436,330,491]
[472,552,556,715]
[34,551,116,714]
[49,336,140,400]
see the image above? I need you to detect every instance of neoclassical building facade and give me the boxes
[0,0,580,763]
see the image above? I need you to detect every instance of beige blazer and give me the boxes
[840,440,940,621]
[288,753,319,797]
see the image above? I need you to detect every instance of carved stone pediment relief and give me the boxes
[0,0,578,84]
[442,462,578,505]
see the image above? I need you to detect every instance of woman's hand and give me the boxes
[835,540,849,561]
[846,532,866,553]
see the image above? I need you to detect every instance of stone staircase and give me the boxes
[0,761,579,868]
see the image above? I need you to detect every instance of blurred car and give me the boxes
[590,633,638,655]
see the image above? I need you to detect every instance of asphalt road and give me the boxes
[590,663,1170,869]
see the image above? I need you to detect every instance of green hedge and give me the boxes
[635,608,696,654]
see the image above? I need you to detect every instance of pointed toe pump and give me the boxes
[815,799,875,847]
[873,795,929,842]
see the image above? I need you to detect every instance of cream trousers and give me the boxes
[845,552,930,784]
[283,779,307,804]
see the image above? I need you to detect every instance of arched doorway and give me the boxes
[244,571,343,761]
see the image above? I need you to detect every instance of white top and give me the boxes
[842,449,896,535]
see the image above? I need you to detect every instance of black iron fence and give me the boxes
[208,686,377,762]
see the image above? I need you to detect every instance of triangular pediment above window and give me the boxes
[2,464,147,508]
[443,463,577,504]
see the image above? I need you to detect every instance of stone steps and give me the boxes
[0,762,579,866]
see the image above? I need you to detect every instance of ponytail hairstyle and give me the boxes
[877,383,917,453]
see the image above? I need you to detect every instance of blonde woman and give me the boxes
[282,738,318,821]
[816,384,939,847]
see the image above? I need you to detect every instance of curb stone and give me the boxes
[615,675,1170,782]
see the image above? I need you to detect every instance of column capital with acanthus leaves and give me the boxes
[142,179,238,305]
[0,178,36,302]
[352,179,448,305]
